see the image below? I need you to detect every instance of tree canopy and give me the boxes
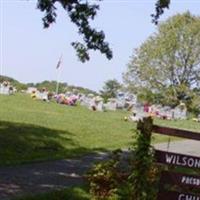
[123,12,200,108]
[37,0,112,62]
[37,0,171,62]
[152,0,171,24]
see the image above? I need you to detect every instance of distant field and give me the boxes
[0,94,199,166]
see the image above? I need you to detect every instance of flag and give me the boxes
[56,56,62,69]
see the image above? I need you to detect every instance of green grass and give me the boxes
[153,117,200,143]
[154,118,200,132]
[0,93,200,166]
[0,94,134,166]
[14,186,90,200]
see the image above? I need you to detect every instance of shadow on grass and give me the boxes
[0,121,109,200]
[0,120,108,166]
[15,186,91,200]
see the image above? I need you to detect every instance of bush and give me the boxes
[87,150,132,200]
[88,118,160,200]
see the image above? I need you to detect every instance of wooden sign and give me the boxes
[157,191,200,200]
[148,123,200,199]
[152,125,200,141]
[155,150,200,169]
[160,171,200,189]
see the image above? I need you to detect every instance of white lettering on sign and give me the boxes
[178,194,200,200]
[166,154,174,163]
[181,176,200,186]
[165,154,200,168]
[178,194,184,200]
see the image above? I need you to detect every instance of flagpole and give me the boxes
[55,54,62,95]
[56,69,61,95]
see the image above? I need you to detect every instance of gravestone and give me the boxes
[105,98,117,111]
[27,87,37,94]
[173,103,187,120]
[0,82,13,95]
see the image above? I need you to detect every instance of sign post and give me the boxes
[137,121,200,200]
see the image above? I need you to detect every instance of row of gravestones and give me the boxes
[66,92,188,119]
[130,103,187,121]
[0,82,16,95]
[79,94,136,111]
[27,87,49,101]
[26,87,188,119]
[27,88,128,109]
[79,93,188,120]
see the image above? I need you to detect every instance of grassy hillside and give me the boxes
[0,94,199,166]
[0,94,133,165]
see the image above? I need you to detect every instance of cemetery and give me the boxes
[1,1,200,200]
[25,86,192,123]
[0,90,200,200]
[0,70,200,200]
[17,83,194,125]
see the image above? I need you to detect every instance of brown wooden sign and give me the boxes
[157,191,200,200]
[160,171,200,189]
[152,125,200,141]
[149,123,200,199]
[155,150,200,169]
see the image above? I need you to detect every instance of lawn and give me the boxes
[0,93,134,166]
[14,187,91,200]
[0,93,200,166]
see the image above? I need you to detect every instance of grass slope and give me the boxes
[0,94,133,166]
[0,94,199,166]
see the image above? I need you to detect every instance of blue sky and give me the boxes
[1,0,200,92]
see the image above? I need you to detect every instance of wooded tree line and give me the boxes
[28,81,98,95]
[0,76,97,95]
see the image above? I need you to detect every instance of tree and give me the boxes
[36,0,171,62]
[100,79,121,101]
[29,80,97,95]
[123,12,200,108]
[152,0,171,24]
[37,0,112,62]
